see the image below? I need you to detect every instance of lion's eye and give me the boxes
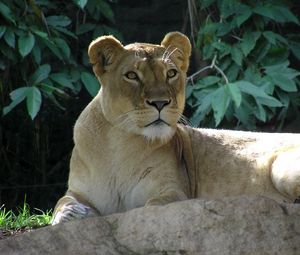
[125,71,138,80]
[167,69,178,79]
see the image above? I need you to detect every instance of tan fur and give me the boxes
[52,32,300,225]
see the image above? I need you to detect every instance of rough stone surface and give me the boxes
[1,196,299,255]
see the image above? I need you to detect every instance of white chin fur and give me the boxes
[142,124,175,142]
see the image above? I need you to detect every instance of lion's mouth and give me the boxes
[144,118,170,127]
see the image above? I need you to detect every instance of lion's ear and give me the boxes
[88,35,124,77]
[161,32,191,72]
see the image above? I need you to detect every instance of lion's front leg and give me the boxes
[51,192,99,225]
[145,190,188,206]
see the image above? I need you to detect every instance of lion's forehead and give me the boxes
[124,43,164,55]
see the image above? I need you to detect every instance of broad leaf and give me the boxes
[269,74,298,92]
[53,26,77,39]
[225,83,242,108]
[76,23,96,35]
[263,31,287,45]
[236,81,282,107]
[32,45,41,64]
[274,6,299,25]
[254,102,267,122]
[240,32,261,57]
[26,87,42,120]
[98,1,115,23]
[195,76,221,89]
[0,2,16,25]
[53,38,70,58]
[46,15,71,27]
[0,26,6,39]
[253,5,276,20]
[264,62,300,92]
[73,0,88,9]
[50,73,74,89]
[18,32,35,57]
[211,87,230,126]
[231,46,243,66]
[235,9,252,27]
[190,93,213,126]
[81,72,100,97]
[41,37,63,60]
[4,28,15,48]
[3,87,28,115]
[290,41,300,61]
[29,64,51,85]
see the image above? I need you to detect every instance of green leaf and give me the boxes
[53,38,70,58]
[98,1,115,23]
[81,72,100,97]
[32,45,41,64]
[50,73,74,89]
[255,103,267,122]
[4,28,15,48]
[231,46,243,66]
[274,6,299,25]
[18,32,35,57]
[263,31,288,45]
[269,74,298,92]
[32,29,48,38]
[190,93,213,126]
[29,64,51,85]
[235,9,252,27]
[185,84,193,98]
[41,37,63,60]
[290,41,300,61]
[225,83,242,108]
[76,23,96,35]
[26,87,42,120]
[240,31,261,57]
[264,61,300,92]
[212,41,231,58]
[0,26,6,39]
[211,87,230,126]
[0,41,17,61]
[236,80,282,107]
[0,2,16,25]
[195,76,221,89]
[53,26,77,39]
[46,15,71,27]
[3,87,28,115]
[253,5,276,20]
[73,0,88,9]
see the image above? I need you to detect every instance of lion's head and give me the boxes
[88,32,191,142]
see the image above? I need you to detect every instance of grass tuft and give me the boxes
[0,200,52,239]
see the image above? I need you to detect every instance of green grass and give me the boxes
[0,201,52,238]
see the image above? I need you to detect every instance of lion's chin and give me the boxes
[141,123,175,143]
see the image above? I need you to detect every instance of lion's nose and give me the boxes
[146,100,171,111]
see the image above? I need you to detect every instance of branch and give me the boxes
[187,54,229,85]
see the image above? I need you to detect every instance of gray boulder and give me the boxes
[1,196,299,255]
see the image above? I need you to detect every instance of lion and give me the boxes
[52,32,300,225]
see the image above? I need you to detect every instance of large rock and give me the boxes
[1,196,299,255]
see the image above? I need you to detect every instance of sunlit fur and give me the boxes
[52,32,300,226]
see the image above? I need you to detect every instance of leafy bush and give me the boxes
[0,0,121,119]
[187,0,300,130]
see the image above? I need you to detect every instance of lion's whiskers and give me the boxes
[179,114,191,126]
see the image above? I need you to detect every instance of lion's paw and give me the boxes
[51,203,91,225]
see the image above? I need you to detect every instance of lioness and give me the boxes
[52,32,300,225]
